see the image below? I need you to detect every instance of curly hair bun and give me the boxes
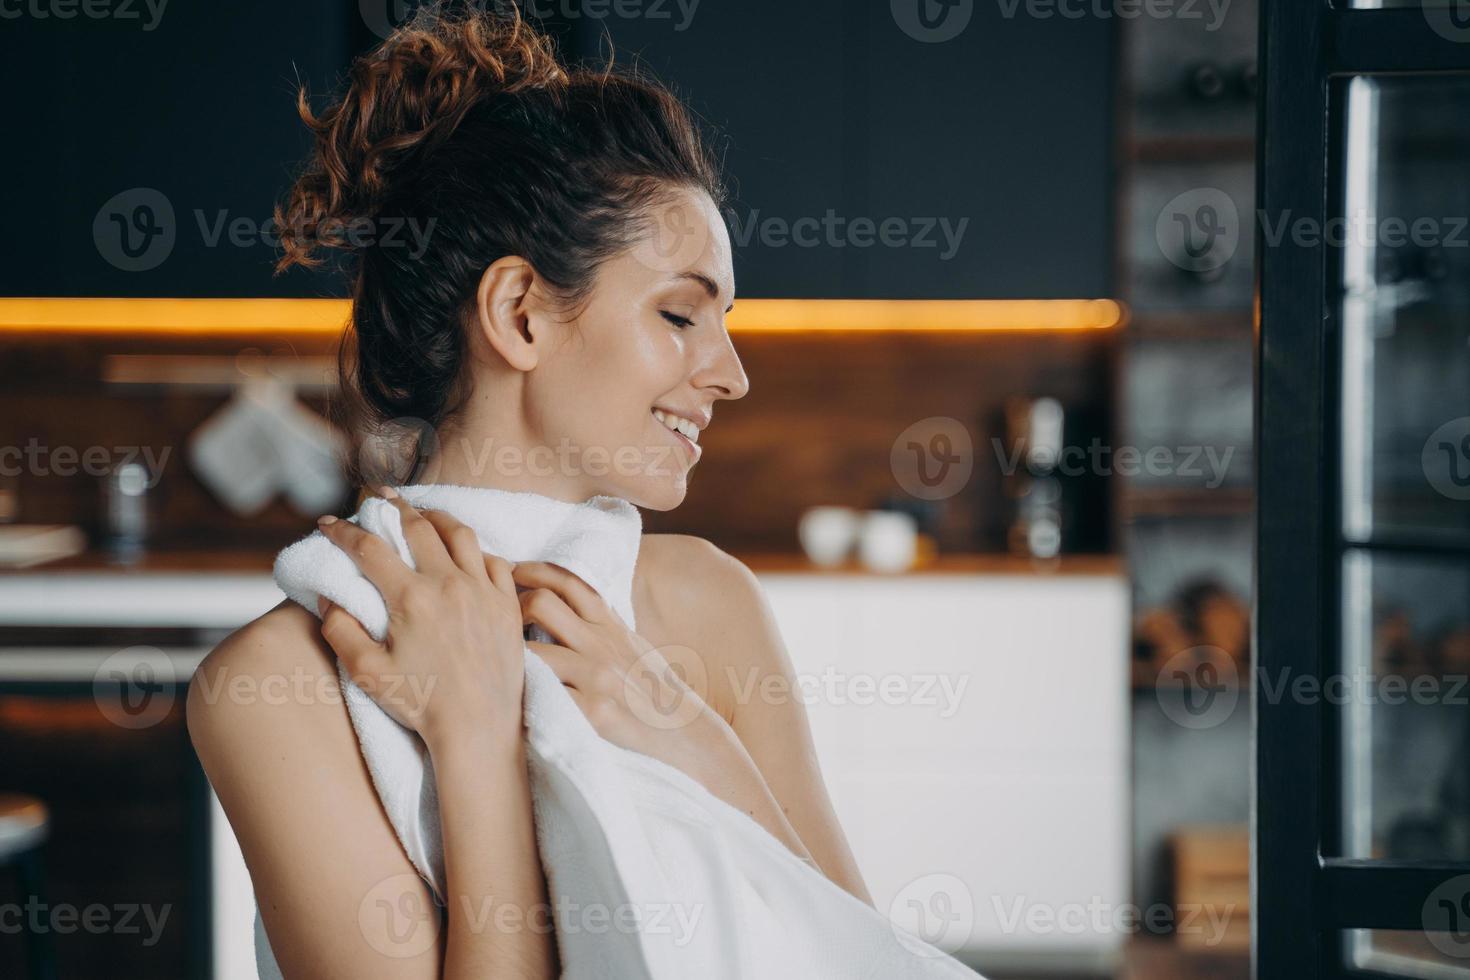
[275,3,567,271]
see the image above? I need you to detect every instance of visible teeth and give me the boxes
[653,408,700,443]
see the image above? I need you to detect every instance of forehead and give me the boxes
[629,187,735,304]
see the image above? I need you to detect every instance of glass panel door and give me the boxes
[1338,71,1470,977]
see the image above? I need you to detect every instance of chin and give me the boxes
[616,476,689,512]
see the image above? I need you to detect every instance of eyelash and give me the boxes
[660,311,694,329]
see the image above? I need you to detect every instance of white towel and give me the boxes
[256,483,980,979]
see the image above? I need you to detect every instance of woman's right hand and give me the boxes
[313,490,528,750]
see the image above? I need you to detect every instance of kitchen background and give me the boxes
[0,0,1338,976]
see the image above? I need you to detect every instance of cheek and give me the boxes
[588,320,685,403]
[551,321,683,440]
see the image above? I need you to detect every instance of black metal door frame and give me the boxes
[1257,2,1470,978]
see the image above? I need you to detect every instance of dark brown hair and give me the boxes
[274,3,725,482]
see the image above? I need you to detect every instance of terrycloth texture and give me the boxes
[255,483,980,979]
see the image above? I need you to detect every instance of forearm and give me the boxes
[430,724,558,979]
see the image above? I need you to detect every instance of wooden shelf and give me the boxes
[1129,136,1257,164]
[1122,486,1254,519]
[1124,310,1254,340]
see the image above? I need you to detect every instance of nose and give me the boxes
[697,330,750,401]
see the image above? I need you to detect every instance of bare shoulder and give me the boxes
[637,531,751,582]
[186,599,338,756]
[634,533,764,628]
[634,534,783,725]
[185,597,382,861]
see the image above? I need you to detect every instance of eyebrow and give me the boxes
[672,271,735,313]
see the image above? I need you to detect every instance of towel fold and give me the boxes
[255,483,980,979]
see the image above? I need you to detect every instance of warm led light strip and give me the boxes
[728,299,1125,332]
[0,297,1126,335]
[0,298,351,335]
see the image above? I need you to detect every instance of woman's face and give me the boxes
[523,187,749,510]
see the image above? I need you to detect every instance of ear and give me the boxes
[473,255,543,372]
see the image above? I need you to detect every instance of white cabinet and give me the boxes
[0,568,1129,973]
[756,572,1131,966]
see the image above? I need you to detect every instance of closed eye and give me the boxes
[660,311,694,329]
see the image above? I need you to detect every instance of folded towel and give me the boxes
[256,483,980,979]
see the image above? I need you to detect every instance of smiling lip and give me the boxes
[661,421,702,464]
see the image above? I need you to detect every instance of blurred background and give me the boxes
[0,1,1457,978]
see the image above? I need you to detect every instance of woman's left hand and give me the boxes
[513,561,735,782]
[515,560,830,876]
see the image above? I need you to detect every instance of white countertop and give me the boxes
[0,572,286,628]
[0,555,1123,630]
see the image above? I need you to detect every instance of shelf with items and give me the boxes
[1130,576,1250,691]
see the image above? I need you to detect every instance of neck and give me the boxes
[411,426,603,505]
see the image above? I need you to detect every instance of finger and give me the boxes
[317,517,415,603]
[511,561,610,623]
[520,587,592,648]
[526,640,594,689]
[318,598,389,673]
[377,489,455,576]
[419,509,489,579]
[483,554,516,597]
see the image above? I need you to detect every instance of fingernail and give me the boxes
[316,595,328,615]
[378,485,399,499]
[318,515,338,525]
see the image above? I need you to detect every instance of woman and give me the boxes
[187,6,872,977]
